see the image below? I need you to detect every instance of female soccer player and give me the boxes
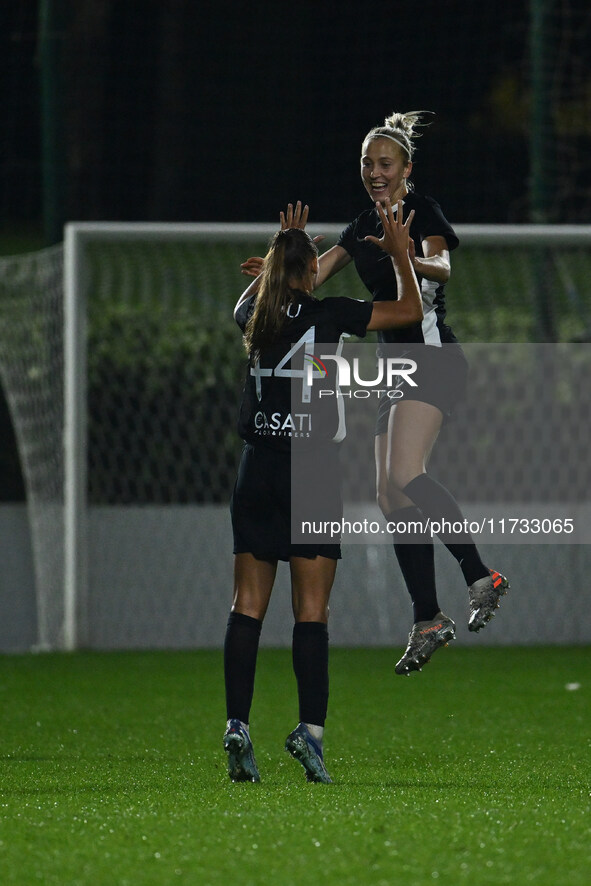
[242,112,509,677]
[224,198,422,783]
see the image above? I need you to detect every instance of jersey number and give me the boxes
[251,327,322,403]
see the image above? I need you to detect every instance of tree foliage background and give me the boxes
[3,0,590,235]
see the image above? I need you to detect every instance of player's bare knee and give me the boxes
[295,608,329,624]
[292,590,330,623]
[388,465,420,494]
[231,589,270,621]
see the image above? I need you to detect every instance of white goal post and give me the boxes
[2,221,590,651]
[63,222,288,650]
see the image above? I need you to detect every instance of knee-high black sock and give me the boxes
[224,611,262,724]
[403,474,489,585]
[292,622,329,727]
[388,506,439,623]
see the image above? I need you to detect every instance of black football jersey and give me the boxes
[235,292,372,450]
[337,192,459,345]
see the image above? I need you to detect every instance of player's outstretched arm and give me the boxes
[314,245,351,289]
[365,198,423,330]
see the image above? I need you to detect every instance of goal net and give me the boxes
[1,222,590,650]
[0,244,64,649]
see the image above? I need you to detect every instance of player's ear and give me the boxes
[311,257,319,274]
[404,160,413,179]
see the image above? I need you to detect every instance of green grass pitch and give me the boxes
[0,647,589,885]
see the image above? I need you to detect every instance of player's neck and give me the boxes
[287,278,312,295]
[380,183,408,205]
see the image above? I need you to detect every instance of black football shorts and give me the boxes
[231,443,342,561]
[375,343,469,435]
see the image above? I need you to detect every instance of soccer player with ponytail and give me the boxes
[224,199,421,783]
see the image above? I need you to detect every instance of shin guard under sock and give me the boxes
[292,621,329,727]
[388,506,439,622]
[224,611,262,724]
[403,474,489,585]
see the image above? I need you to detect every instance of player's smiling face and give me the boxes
[360,137,412,205]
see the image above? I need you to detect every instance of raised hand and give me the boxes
[364,198,415,259]
[280,200,309,230]
[240,202,316,277]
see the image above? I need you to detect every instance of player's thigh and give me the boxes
[375,431,413,512]
[289,555,338,623]
[387,400,444,490]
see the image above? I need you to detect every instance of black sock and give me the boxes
[292,622,329,727]
[403,474,489,586]
[224,611,262,724]
[388,506,439,622]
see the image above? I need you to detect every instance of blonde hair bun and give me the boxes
[383,110,434,139]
